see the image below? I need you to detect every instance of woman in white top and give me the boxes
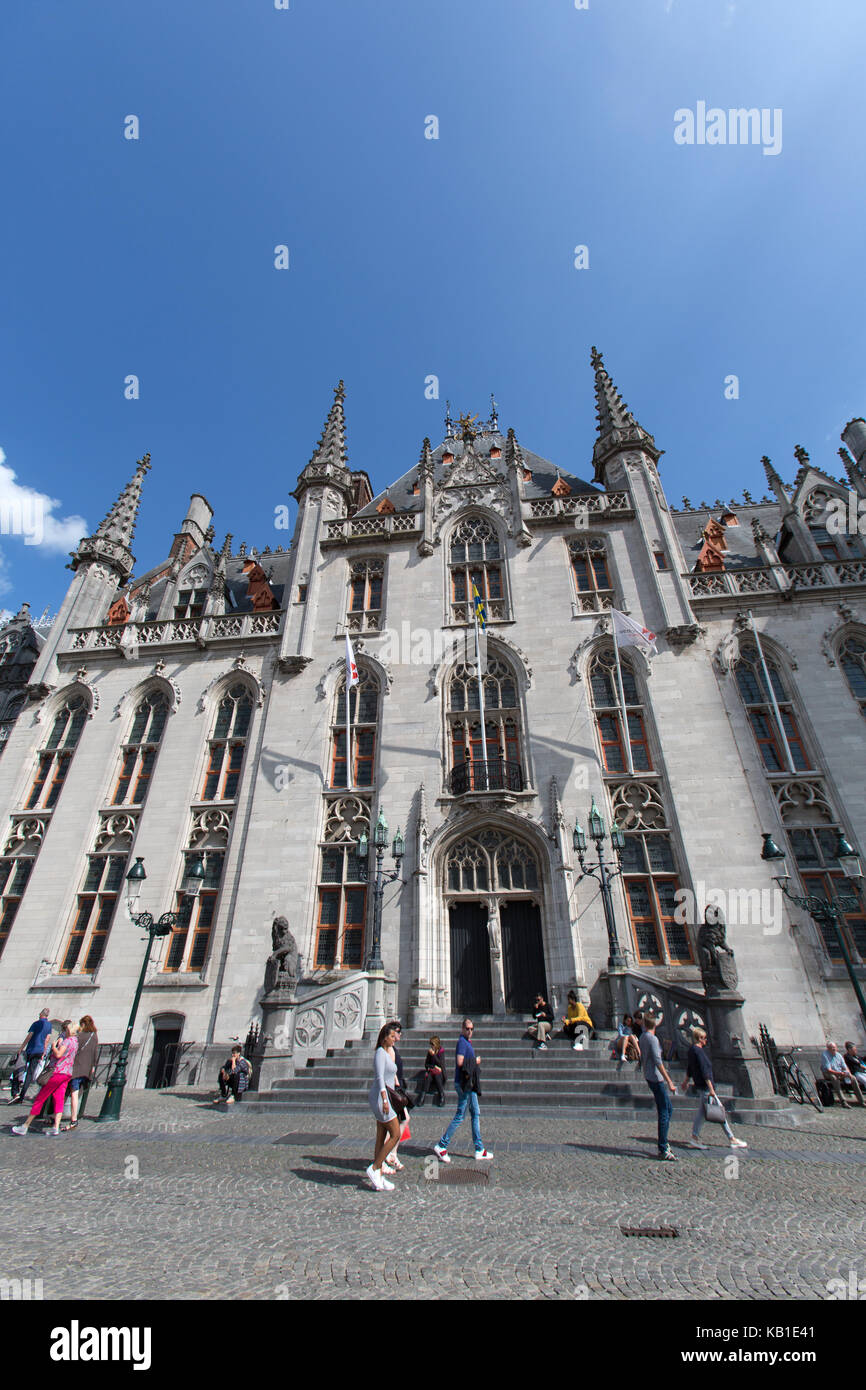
[366,1022,401,1191]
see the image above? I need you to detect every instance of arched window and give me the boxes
[446,831,539,893]
[313,796,370,970]
[347,558,384,633]
[25,692,89,810]
[448,517,506,624]
[448,660,524,793]
[569,538,614,612]
[589,649,652,775]
[734,646,810,772]
[164,849,225,972]
[201,683,254,801]
[610,782,691,965]
[330,670,379,788]
[0,855,36,960]
[111,691,169,805]
[839,636,866,718]
[777,782,866,963]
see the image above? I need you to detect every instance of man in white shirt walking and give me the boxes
[639,1013,678,1159]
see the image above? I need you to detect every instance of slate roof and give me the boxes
[354,432,603,518]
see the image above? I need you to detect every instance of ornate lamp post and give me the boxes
[761,829,866,1027]
[573,797,627,971]
[359,809,404,973]
[97,853,206,1121]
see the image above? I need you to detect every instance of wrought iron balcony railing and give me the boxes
[449,759,525,795]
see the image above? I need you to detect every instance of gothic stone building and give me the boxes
[0,354,865,1085]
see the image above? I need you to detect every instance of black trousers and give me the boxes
[219,1072,242,1100]
[417,1070,445,1104]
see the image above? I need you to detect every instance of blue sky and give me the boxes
[1,0,864,618]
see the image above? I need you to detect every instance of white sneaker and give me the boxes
[474,1148,493,1161]
[11,1124,27,1135]
[433,1143,451,1163]
[380,1174,395,1191]
[687,1139,708,1149]
[729,1137,748,1148]
[572,1041,580,1051]
[365,1164,385,1191]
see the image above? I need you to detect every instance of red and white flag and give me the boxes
[345,632,360,686]
[612,609,658,657]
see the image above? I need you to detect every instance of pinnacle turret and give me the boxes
[418,437,434,477]
[590,347,659,477]
[70,452,151,582]
[308,381,348,472]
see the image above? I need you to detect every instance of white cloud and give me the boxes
[0,448,88,552]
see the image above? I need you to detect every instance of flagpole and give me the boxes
[474,602,490,790]
[344,633,355,792]
[611,617,634,777]
[748,610,796,775]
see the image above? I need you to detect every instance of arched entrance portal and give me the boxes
[445,828,546,1015]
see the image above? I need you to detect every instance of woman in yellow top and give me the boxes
[562,992,592,1051]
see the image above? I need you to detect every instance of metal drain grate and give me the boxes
[275,1133,337,1146]
[620,1225,678,1238]
[435,1167,491,1185]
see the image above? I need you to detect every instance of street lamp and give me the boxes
[761,829,866,1027]
[573,797,627,970]
[97,852,206,1121]
[359,809,404,972]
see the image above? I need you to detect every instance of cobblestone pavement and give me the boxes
[2,1089,865,1300]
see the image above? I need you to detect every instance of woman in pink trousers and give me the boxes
[12,1021,79,1137]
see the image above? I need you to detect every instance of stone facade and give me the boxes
[0,363,865,1084]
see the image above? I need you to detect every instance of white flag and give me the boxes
[345,632,359,686]
[612,609,658,657]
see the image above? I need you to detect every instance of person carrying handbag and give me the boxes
[683,1027,747,1149]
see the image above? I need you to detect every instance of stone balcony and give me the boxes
[323,513,421,546]
[526,491,632,522]
[685,558,866,606]
[65,609,284,656]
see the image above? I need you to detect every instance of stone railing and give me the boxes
[527,492,631,522]
[65,610,284,654]
[324,513,421,545]
[256,970,399,1088]
[685,559,866,602]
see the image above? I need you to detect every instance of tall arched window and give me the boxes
[347,558,385,633]
[610,783,691,965]
[330,670,379,787]
[448,517,506,624]
[569,538,614,612]
[447,659,524,792]
[589,649,652,774]
[111,691,169,805]
[734,646,810,772]
[25,692,89,810]
[839,636,866,718]
[201,683,253,800]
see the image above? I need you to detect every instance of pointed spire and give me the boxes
[839,447,862,483]
[761,455,790,506]
[590,347,659,477]
[308,381,348,472]
[418,437,434,478]
[71,452,151,581]
[505,426,525,471]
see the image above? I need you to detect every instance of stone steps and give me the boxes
[243,1024,803,1126]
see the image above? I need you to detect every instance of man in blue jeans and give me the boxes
[9,1008,52,1106]
[639,1012,678,1160]
[432,1018,493,1162]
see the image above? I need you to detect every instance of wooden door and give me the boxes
[501,901,547,1013]
[449,903,492,1015]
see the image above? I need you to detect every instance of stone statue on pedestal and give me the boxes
[698,906,738,995]
[264,915,299,996]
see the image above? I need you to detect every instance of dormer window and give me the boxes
[174,588,207,621]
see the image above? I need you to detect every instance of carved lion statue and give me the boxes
[264,915,299,994]
[698,906,738,994]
